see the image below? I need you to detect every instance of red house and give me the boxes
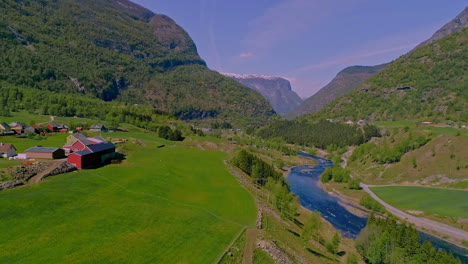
[47,123,68,132]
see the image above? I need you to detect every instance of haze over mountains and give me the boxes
[292,7,468,118]
[0,0,274,126]
[221,73,302,115]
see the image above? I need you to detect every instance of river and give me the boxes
[286,152,468,263]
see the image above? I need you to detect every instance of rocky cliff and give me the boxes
[222,73,302,115]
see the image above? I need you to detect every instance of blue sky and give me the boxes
[132,0,466,98]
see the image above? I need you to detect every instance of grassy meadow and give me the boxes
[0,134,256,263]
[371,186,468,218]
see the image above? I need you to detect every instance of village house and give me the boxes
[65,133,116,169]
[47,123,68,133]
[0,143,16,158]
[9,122,27,134]
[90,124,107,133]
[0,123,14,136]
[25,147,66,159]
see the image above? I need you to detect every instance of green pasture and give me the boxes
[0,142,256,263]
[371,186,468,218]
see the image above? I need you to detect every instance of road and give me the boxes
[360,183,468,244]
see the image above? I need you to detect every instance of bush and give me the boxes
[360,194,385,213]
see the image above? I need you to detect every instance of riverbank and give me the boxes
[361,184,468,251]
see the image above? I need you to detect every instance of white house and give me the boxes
[0,143,17,158]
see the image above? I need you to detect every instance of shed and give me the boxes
[47,123,68,132]
[0,143,16,158]
[90,124,107,132]
[25,147,65,159]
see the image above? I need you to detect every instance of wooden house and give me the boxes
[0,143,16,158]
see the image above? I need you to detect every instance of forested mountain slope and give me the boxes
[301,28,468,123]
[289,64,387,118]
[0,0,274,126]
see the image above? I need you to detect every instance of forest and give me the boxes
[257,120,381,148]
[356,216,462,264]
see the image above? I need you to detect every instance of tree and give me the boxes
[302,211,322,244]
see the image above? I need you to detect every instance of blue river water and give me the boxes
[287,152,468,263]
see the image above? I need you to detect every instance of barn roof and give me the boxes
[25,147,61,153]
[87,142,115,153]
[74,150,93,156]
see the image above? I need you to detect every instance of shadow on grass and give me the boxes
[293,218,304,228]
[337,251,346,257]
[306,248,334,261]
[287,229,300,237]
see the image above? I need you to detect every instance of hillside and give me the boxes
[222,73,302,115]
[289,64,387,117]
[302,28,468,123]
[0,0,274,126]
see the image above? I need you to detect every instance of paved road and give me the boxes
[360,183,468,243]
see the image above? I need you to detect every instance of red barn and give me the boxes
[67,141,115,169]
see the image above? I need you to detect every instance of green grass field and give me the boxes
[371,186,468,218]
[0,140,256,263]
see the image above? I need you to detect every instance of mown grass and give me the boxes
[0,141,256,263]
[371,186,468,218]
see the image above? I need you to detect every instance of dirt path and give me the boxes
[29,160,64,184]
[361,183,468,246]
[243,228,258,264]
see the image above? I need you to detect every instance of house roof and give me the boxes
[49,123,67,129]
[9,122,27,128]
[90,124,106,129]
[0,143,15,153]
[25,147,61,153]
[87,142,115,153]
[71,133,93,146]
[0,123,11,130]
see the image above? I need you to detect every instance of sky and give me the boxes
[132,0,466,98]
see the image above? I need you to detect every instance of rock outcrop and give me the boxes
[222,73,302,115]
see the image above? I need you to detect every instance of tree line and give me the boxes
[356,215,462,264]
[232,149,296,220]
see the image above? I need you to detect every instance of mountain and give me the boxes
[289,64,387,118]
[415,7,468,49]
[0,0,274,126]
[221,73,302,115]
[301,27,467,123]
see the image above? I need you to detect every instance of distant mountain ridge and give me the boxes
[288,64,387,118]
[222,73,303,115]
[416,7,468,49]
[0,0,274,126]
[291,7,468,118]
[301,27,468,123]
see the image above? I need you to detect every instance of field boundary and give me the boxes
[361,184,468,246]
[215,226,247,264]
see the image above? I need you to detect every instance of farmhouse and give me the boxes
[65,133,116,169]
[0,143,16,158]
[25,147,66,159]
[90,124,107,132]
[0,123,14,136]
[47,123,68,132]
